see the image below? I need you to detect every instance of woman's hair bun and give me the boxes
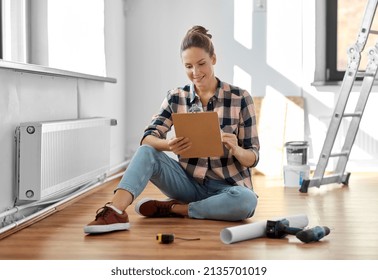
[181,25,214,56]
[188,25,212,39]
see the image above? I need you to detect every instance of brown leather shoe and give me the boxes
[84,203,130,234]
[135,198,182,217]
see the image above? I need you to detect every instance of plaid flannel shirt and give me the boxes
[142,78,260,188]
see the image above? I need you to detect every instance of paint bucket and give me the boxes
[285,141,309,166]
[283,165,310,187]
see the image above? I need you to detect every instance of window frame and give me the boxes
[326,0,345,81]
[326,0,378,82]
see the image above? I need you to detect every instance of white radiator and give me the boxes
[15,117,116,201]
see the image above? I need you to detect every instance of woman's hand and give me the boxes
[222,132,256,167]
[168,136,192,155]
[221,132,239,156]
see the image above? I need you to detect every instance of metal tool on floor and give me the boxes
[266,219,330,243]
[300,0,378,192]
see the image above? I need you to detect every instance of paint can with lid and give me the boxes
[285,141,309,166]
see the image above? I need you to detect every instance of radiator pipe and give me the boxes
[0,159,129,220]
[0,159,130,236]
[0,182,94,220]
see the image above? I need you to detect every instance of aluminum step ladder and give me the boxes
[300,0,378,193]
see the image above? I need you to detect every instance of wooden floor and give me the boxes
[0,172,378,260]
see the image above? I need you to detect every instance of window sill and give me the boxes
[311,81,342,87]
[0,60,117,83]
[311,80,378,90]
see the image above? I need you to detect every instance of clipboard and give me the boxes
[172,111,224,158]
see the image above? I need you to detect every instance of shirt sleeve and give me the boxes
[239,91,260,168]
[140,94,174,145]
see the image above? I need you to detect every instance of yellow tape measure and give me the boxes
[156,233,175,244]
[156,233,200,244]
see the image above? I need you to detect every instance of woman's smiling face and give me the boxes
[181,47,216,91]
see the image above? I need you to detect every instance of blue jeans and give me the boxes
[116,145,258,221]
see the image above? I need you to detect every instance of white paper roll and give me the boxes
[220,214,308,244]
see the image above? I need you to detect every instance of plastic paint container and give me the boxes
[283,165,310,187]
[285,141,309,166]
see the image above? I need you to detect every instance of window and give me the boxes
[0,0,2,58]
[0,0,28,63]
[327,0,378,81]
[1,0,106,77]
[46,0,106,76]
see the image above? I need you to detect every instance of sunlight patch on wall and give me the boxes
[233,0,253,50]
[306,89,335,109]
[233,65,252,94]
[256,86,305,177]
[266,0,302,85]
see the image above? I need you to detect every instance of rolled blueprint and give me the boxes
[220,214,308,244]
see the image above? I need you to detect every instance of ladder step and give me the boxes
[342,112,362,117]
[356,71,375,77]
[328,152,349,158]
[369,30,378,35]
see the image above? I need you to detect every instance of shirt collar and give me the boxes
[189,78,222,103]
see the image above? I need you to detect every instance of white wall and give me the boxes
[123,0,311,158]
[0,0,128,212]
[124,0,303,153]
[124,0,378,171]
